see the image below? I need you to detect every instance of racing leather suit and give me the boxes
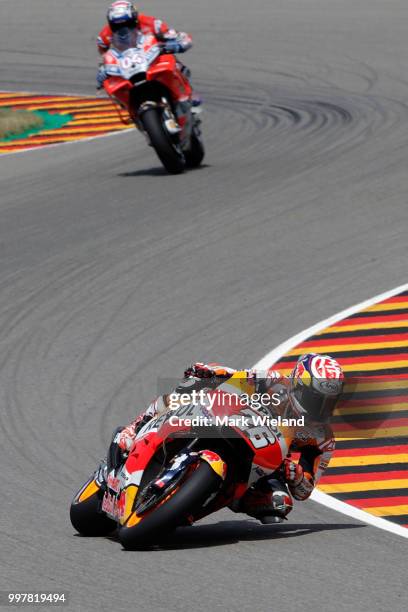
[96,14,194,96]
[97,14,192,54]
[111,363,335,521]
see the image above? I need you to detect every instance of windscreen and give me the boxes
[111,27,140,52]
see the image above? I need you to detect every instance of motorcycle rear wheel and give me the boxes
[141,108,186,174]
[118,461,221,549]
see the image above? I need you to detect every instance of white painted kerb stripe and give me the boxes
[253,283,408,539]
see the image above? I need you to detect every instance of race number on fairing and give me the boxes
[233,408,278,449]
[119,49,147,78]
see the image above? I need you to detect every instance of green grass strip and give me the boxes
[0,109,73,142]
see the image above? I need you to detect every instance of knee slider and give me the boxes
[272,491,293,517]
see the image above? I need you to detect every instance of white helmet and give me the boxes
[289,353,344,423]
[107,2,138,31]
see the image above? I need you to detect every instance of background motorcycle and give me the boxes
[70,373,292,549]
[102,28,204,174]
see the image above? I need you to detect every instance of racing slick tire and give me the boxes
[118,461,221,549]
[70,482,116,537]
[141,108,186,174]
[184,125,205,168]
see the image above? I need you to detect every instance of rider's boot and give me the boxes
[239,476,293,524]
[93,430,124,487]
[94,458,108,488]
[177,61,202,110]
[106,426,128,473]
[105,414,156,473]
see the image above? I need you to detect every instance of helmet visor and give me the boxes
[110,18,137,32]
[293,384,338,424]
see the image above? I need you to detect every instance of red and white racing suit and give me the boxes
[97,14,194,99]
[97,14,191,54]
[114,363,335,520]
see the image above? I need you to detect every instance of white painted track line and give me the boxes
[253,283,408,539]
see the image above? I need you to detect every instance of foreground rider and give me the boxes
[96,1,197,99]
[105,354,344,524]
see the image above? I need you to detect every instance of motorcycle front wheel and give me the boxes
[70,478,116,537]
[141,107,186,174]
[118,461,221,550]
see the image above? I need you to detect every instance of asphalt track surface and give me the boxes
[1,1,407,611]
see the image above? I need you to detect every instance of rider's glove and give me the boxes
[161,31,192,54]
[284,459,304,486]
[184,362,235,380]
[184,362,215,379]
[114,424,137,452]
[284,459,314,500]
[96,66,107,90]
[162,40,185,54]
[245,368,281,391]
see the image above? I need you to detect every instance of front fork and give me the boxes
[147,448,226,498]
[150,449,227,491]
[137,98,194,150]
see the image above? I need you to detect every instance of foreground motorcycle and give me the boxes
[71,373,295,549]
[102,28,204,174]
